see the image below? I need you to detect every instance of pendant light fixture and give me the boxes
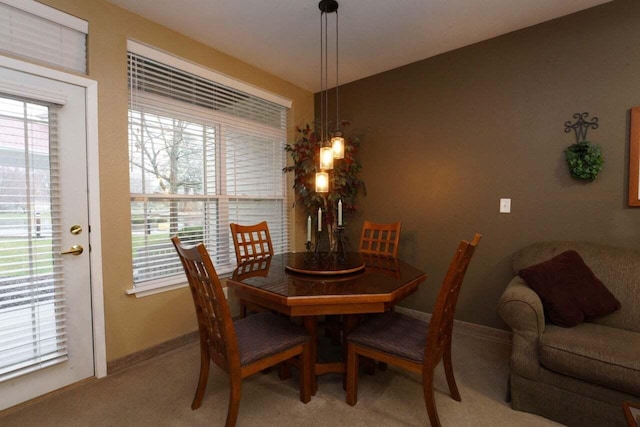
[315,171,329,192]
[319,146,334,170]
[330,0,345,160]
[315,0,342,193]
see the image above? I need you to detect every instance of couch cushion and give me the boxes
[518,250,620,327]
[512,241,640,333]
[539,323,640,396]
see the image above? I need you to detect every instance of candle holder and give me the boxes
[305,240,314,252]
[304,246,320,269]
[312,227,333,255]
[314,230,322,255]
[334,226,347,264]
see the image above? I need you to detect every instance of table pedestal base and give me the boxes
[303,314,360,395]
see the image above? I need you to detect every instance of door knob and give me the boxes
[60,244,84,256]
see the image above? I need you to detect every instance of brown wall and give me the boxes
[324,0,640,329]
[35,0,313,361]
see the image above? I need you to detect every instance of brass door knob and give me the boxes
[60,245,84,256]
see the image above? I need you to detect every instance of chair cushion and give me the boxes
[539,323,640,395]
[234,312,309,366]
[347,312,428,363]
[518,250,620,327]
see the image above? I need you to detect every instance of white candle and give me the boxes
[306,215,311,242]
[318,207,322,232]
[338,199,343,226]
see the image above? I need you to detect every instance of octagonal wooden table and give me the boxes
[227,252,427,394]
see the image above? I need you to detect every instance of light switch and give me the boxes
[500,198,511,213]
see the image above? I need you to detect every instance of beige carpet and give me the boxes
[0,330,561,426]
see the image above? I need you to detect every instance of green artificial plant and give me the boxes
[565,140,604,181]
[283,122,365,230]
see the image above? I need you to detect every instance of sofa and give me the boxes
[498,241,640,427]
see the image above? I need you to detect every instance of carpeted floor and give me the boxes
[0,330,561,426]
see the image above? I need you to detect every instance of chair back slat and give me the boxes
[171,236,239,373]
[423,234,481,370]
[230,221,274,265]
[359,221,402,258]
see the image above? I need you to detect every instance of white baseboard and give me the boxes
[394,306,512,346]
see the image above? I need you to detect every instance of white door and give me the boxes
[0,66,94,410]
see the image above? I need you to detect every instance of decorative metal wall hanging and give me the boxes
[563,112,604,182]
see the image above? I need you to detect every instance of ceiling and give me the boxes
[106,0,611,93]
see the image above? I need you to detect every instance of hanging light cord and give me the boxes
[319,10,324,143]
[324,8,329,144]
[319,2,340,142]
[335,9,339,133]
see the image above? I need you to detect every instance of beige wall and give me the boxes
[34,0,313,361]
[325,0,640,329]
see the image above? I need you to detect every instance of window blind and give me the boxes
[0,0,88,73]
[0,95,67,382]
[128,46,289,290]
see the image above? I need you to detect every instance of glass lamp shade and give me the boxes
[319,146,334,170]
[315,172,329,193]
[331,133,345,159]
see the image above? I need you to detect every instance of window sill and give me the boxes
[126,276,189,298]
[126,273,233,298]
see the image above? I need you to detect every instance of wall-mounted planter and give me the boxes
[565,141,604,181]
[564,113,604,182]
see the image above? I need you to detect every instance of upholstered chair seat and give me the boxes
[235,312,310,366]
[347,311,428,363]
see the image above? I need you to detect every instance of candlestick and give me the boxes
[335,226,346,264]
[317,207,322,232]
[306,215,311,242]
[337,199,343,226]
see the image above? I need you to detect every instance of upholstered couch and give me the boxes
[498,241,640,427]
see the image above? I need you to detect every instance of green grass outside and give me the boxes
[0,232,177,281]
[0,229,181,282]
[131,233,171,254]
[0,237,54,279]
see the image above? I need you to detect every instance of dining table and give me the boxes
[226,251,427,394]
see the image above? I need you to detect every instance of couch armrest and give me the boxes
[498,276,545,338]
[498,276,546,379]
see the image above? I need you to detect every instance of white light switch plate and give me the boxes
[500,198,511,213]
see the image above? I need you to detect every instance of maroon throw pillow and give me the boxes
[518,250,621,327]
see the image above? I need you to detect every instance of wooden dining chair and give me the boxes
[171,236,311,427]
[339,220,402,350]
[346,233,482,427]
[230,221,274,264]
[359,220,402,258]
[230,221,274,317]
[325,221,403,349]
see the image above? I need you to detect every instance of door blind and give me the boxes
[0,0,88,73]
[0,95,67,382]
[128,46,289,290]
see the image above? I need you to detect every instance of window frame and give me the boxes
[125,43,290,298]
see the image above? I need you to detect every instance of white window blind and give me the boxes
[0,95,68,382]
[127,45,289,292]
[0,0,88,73]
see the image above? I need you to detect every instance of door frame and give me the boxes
[0,55,106,378]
